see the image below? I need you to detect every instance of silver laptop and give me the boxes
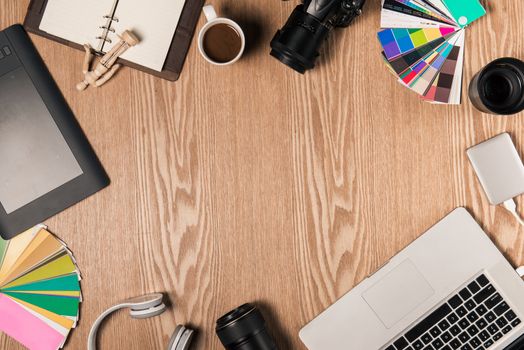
[299,208,524,350]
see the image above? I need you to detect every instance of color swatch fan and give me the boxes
[0,225,81,350]
[378,0,486,104]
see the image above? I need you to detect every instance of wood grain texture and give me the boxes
[1,0,524,348]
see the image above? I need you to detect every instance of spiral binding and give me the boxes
[96,36,112,44]
[96,15,119,45]
[103,15,119,22]
[99,26,116,33]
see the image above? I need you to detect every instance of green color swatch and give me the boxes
[3,292,79,317]
[442,0,485,27]
[1,274,80,292]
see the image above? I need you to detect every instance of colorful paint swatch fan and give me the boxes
[378,0,486,104]
[0,225,81,350]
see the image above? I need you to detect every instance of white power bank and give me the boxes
[467,133,524,205]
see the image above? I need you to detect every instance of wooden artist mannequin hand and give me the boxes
[77,30,139,91]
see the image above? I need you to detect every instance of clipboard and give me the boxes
[23,0,205,81]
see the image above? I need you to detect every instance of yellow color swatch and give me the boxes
[1,254,76,290]
[423,28,442,42]
[0,234,64,286]
[7,290,81,297]
[0,226,43,278]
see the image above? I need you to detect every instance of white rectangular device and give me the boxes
[299,208,524,350]
[467,133,524,205]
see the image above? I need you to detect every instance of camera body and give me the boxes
[304,0,365,28]
[270,0,366,73]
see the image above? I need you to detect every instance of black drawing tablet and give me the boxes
[0,25,109,239]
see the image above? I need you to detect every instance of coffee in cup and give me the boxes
[198,5,245,66]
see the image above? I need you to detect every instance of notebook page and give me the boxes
[110,0,187,71]
[39,0,116,50]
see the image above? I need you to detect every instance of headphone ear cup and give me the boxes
[129,303,166,319]
[167,325,194,350]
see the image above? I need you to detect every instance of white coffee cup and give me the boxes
[198,5,245,66]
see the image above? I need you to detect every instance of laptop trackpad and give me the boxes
[362,259,434,328]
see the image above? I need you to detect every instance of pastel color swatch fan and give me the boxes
[378,0,486,104]
[0,225,81,350]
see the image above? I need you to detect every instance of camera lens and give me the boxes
[270,5,331,74]
[469,57,524,115]
[216,303,277,350]
[483,73,512,106]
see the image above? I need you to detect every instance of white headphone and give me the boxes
[87,293,194,350]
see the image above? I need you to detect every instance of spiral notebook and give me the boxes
[24,0,204,80]
[38,0,186,72]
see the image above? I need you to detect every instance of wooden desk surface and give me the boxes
[1,0,524,349]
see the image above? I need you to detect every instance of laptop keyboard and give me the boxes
[384,274,521,350]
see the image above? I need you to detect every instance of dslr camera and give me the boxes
[270,0,366,73]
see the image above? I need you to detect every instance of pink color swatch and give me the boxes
[0,294,63,350]
[439,27,456,36]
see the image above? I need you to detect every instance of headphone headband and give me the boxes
[87,293,194,350]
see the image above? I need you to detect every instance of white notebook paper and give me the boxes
[39,0,186,72]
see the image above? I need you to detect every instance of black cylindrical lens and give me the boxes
[216,303,278,350]
[270,5,331,74]
[469,57,524,115]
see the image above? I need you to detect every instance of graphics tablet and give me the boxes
[0,25,109,239]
